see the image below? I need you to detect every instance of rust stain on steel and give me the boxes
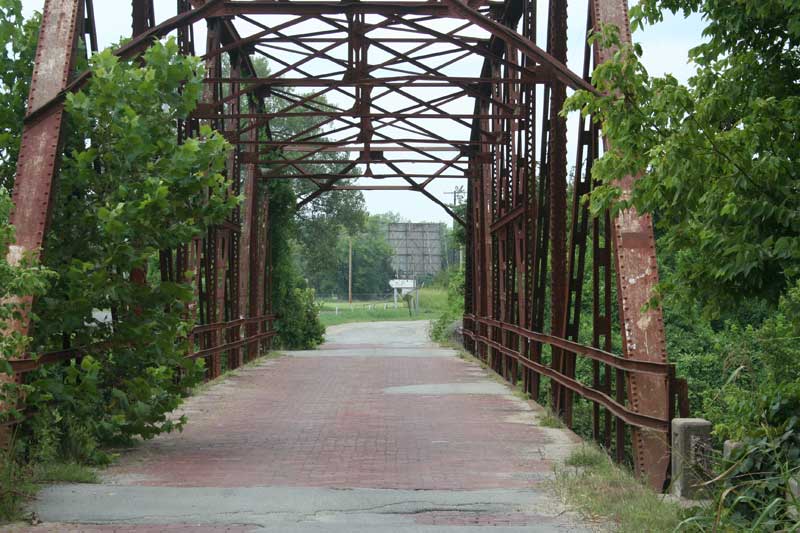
[592,0,671,490]
[6,0,82,337]
[1,0,82,445]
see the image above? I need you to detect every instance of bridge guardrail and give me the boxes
[8,314,276,377]
[462,314,689,467]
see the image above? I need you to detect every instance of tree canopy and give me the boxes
[565,0,800,314]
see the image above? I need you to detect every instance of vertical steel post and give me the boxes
[131,0,155,37]
[1,0,83,445]
[257,175,270,352]
[480,99,493,365]
[562,8,598,428]
[5,0,83,339]
[592,0,671,490]
[226,52,243,370]
[546,0,570,422]
[521,0,537,396]
[201,16,224,378]
[239,115,260,361]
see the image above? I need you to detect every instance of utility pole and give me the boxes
[445,186,465,268]
[348,236,353,305]
[445,186,465,209]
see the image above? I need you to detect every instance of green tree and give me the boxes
[296,177,366,295]
[565,2,800,314]
[248,54,368,296]
[336,215,395,298]
[267,176,325,349]
[0,0,39,189]
[19,39,235,459]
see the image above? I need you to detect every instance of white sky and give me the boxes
[22,1,703,223]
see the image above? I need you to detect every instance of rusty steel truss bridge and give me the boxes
[6,0,688,491]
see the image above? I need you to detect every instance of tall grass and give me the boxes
[0,447,33,523]
[552,444,686,532]
[0,450,98,523]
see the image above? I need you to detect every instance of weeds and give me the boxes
[539,410,565,428]
[30,462,97,484]
[0,448,34,523]
[552,444,687,532]
[564,445,606,469]
[1,448,97,523]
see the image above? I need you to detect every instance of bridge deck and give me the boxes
[18,321,594,532]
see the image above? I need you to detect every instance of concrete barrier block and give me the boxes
[671,418,712,500]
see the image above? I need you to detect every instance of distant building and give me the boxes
[387,223,444,280]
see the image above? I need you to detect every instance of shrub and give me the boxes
[0,187,55,424]
[2,38,233,463]
[275,287,324,349]
[680,383,800,531]
[431,268,464,343]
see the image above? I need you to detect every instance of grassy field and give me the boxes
[318,287,448,327]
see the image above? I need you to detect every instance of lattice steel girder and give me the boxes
[202,76,547,86]
[458,0,672,491]
[216,0,589,94]
[24,0,597,128]
[197,111,525,120]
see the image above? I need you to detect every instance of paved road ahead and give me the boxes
[19,321,593,532]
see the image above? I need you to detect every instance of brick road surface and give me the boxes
[14,321,594,532]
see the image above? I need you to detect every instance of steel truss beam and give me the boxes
[460,0,673,492]
[5,0,675,492]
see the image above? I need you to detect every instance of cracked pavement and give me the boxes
[16,321,594,532]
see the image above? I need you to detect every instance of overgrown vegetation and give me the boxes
[0,0,37,190]
[0,38,232,466]
[0,0,335,518]
[553,445,685,532]
[0,4,237,516]
[564,1,800,529]
[0,442,97,522]
[1,0,797,529]
[685,381,800,530]
[429,209,466,343]
[430,267,465,343]
[267,178,325,349]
